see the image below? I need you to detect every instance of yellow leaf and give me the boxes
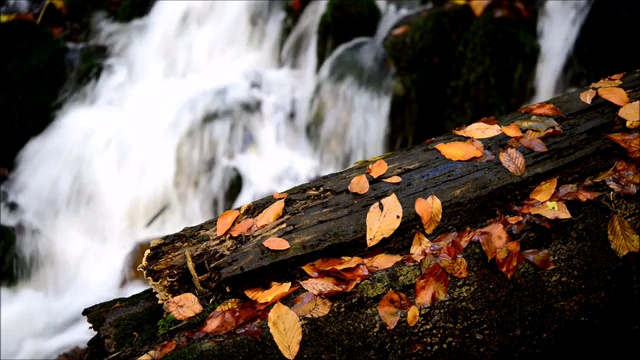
[529,178,557,202]
[366,193,403,247]
[618,101,639,128]
[216,209,240,236]
[607,213,639,257]
[348,174,370,194]
[530,201,572,219]
[453,121,502,139]
[268,302,302,360]
[407,305,419,327]
[245,282,291,303]
[501,123,523,138]
[434,141,483,161]
[415,195,442,235]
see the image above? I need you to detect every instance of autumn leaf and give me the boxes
[453,121,502,139]
[580,89,597,104]
[348,174,370,194]
[415,195,442,235]
[514,116,559,132]
[468,0,491,16]
[607,213,640,257]
[518,102,564,117]
[137,341,177,360]
[496,241,523,279]
[245,282,291,303]
[229,218,256,237]
[217,209,240,236]
[520,137,548,152]
[606,132,639,159]
[415,263,449,308]
[407,305,419,326]
[434,140,483,161]
[164,293,203,321]
[597,87,629,106]
[291,292,332,318]
[268,302,302,360]
[530,201,572,219]
[377,289,405,330]
[391,24,409,36]
[522,249,556,270]
[364,253,403,272]
[366,193,403,247]
[529,178,557,202]
[501,123,523,138]
[473,223,509,261]
[439,256,468,278]
[263,237,291,250]
[366,159,388,179]
[590,79,622,88]
[499,148,526,176]
[256,199,285,229]
[410,231,432,261]
[299,277,345,296]
[215,298,243,312]
[382,176,402,183]
[273,192,288,199]
[618,101,639,128]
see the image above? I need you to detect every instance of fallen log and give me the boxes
[81,69,640,360]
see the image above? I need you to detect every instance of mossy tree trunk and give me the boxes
[81,70,640,359]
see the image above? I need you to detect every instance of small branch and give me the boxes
[185,250,205,294]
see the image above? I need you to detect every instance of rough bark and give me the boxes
[81,69,640,360]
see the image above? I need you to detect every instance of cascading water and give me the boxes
[530,0,592,103]
[0,1,394,358]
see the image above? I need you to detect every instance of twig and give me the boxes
[185,250,205,294]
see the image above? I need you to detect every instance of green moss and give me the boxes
[111,303,163,350]
[157,314,178,335]
[317,0,381,69]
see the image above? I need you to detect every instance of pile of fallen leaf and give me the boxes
[139,72,638,359]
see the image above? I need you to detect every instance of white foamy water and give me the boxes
[0,1,394,358]
[530,0,592,102]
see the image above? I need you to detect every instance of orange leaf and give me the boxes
[410,231,432,261]
[606,133,639,159]
[137,341,177,360]
[496,241,524,279]
[597,87,629,106]
[245,282,291,303]
[618,101,639,127]
[501,123,523,138]
[348,174,370,194]
[439,256,468,278]
[607,213,639,257]
[434,140,483,161]
[268,302,302,360]
[590,79,622,88]
[377,290,409,330]
[382,175,402,183]
[579,89,597,104]
[415,263,449,308]
[164,293,203,321]
[366,193,403,247]
[298,277,345,296]
[522,249,556,270]
[216,209,240,236]
[263,237,291,250]
[229,218,256,237]
[256,199,285,229]
[520,138,548,152]
[415,195,442,235]
[473,223,509,260]
[391,25,409,36]
[518,102,564,117]
[453,121,502,139]
[291,292,332,318]
[215,298,243,312]
[468,0,491,16]
[499,148,526,176]
[364,253,403,272]
[273,192,288,199]
[407,305,419,327]
[529,178,557,202]
[366,159,388,179]
[530,201,572,219]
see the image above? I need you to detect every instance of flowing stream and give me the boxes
[0,1,592,358]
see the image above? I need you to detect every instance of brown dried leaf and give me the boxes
[415,263,449,308]
[606,132,640,159]
[377,290,405,330]
[518,102,564,117]
[474,223,509,260]
[366,193,403,247]
[263,237,291,250]
[407,305,419,327]
[415,195,442,235]
[298,277,344,296]
[608,213,640,257]
[164,293,203,321]
[434,140,483,161]
[618,101,639,127]
[268,302,302,360]
[410,231,432,261]
[137,341,177,360]
[597,87,629,106]
[590,79,622,88]
[529,178,557,202]
[499,148,526,176]
[229,218,256,237]
[522,249,556,270]
[291,292,332,318]
[256,199,285,229]
[382,175,402,183]
[453,121,502,139]
[580,89,597,104]
[515,116,560,133]
[215,298,243,312]
[217,209,240,236]
[245,282,291,303]
[530,201,572,219]
[348,174,370,194]
[439,256,468,278]
[366,159,388,179]
[501,123,523,138]
[364,253,403,272]
[496,241,524,279]
[520,138,548,152]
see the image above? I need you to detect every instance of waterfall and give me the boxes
[0,1,394,358]
[530,0,592,103]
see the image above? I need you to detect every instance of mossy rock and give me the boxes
[317,0,381,70]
